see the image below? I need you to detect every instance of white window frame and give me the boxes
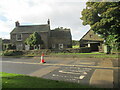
[52,44,56,49]
[59,44,63,50]
[16,34,22,41]
[16,44,23,50]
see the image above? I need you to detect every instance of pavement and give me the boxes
[90,59,113,88]
[1,56,119,88]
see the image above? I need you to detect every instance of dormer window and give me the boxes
[16,34,22,41]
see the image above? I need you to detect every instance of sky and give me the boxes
[0,0,91,40]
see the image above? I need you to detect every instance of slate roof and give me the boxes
[11,24,50,34]
[2,39,10,44]
[50,29,72,38]
[80,30,104,41]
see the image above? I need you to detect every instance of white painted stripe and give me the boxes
[78,62,95,65]
[83,72,87,75]
[59,70,80,75]
[79,75,85,79]
[52,74,80,80]
[52,74,59,77]
[1,61,120,69]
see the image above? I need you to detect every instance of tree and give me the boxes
[72,40,79,46]
[80,0,120,51]
[25,32,44,49]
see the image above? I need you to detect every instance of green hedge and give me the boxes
[62,47,91,53]
[23,49,52,56]
[3,48,91,56]
[3,50,24,56]
[23,48,91,56]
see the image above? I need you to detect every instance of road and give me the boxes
[1,56,119,88]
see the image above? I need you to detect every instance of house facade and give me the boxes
[10,20,72,50]
[50,28,72,50]
[79,30,104,52]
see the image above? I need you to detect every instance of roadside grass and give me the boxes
[49,53,118,58]
[72,45,79,48]
[1,72,93,88]
[2,52,118,58]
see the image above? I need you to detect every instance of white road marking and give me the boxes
[52,74,59,77]
[68,70,84,73]
[59,70,80,75]
[83,72,87,75]
[52,74,79,80]
[78,62,95,65]
[1,61,119,69]
[79,75,85,79]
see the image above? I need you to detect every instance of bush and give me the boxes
[23,49,52,56]
[62,47,91,53]
[3,50,23,56]
[3,44,16,50]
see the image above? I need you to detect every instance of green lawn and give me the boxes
[1,72,93,88]
[49,52,118,58]
[72,45,79,48]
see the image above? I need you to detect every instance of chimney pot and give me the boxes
[47,19,50,25]
[15,21,20,27]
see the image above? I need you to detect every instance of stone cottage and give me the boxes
[10,20,72,50]
[79,30,104,52]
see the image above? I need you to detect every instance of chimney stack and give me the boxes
[15,21,20,27]
[47,19,50,25]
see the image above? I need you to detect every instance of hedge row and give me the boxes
[3,47,91,56]
[3,50,24,56]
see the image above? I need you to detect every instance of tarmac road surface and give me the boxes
[1,57,119,88]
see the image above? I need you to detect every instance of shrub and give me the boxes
[3,44,16,50]
[3,50,23,56]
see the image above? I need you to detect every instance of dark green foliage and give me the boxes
[24,32,44,47]
[54,27,69,30]
[80,1,120,51]
[72,40,79,46]
[3,50,23,56]
[3,44,16,50]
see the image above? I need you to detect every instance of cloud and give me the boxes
[0,0,90,40]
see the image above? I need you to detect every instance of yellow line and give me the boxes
[2,61,120,70]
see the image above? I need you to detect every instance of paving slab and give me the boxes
[29,66,60,77]
[90,59,113,88]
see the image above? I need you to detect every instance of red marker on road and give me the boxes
[40,53,45,63]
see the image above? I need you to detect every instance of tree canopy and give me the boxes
[80,0,120,50]
[24,32,43,47]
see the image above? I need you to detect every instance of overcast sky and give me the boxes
[0,0,91,40]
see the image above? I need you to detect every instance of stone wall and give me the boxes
[23,47,91,56]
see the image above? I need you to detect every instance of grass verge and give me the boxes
[2,52,119,58]
[49,53,118,58]
[1,72,93,88]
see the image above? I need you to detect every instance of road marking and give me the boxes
[53,74,59,77]
[77,62,95,65]
[83,72,87,75]
[59,70,80,75]
[71,70,84,73]
[1,61,120,70]
[79,75,85,79]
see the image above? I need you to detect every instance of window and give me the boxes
[52,44,56,49]
[16,44,23,50]
[16,34,22,41]
[90,35,92,38]
[59,44,63,50]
